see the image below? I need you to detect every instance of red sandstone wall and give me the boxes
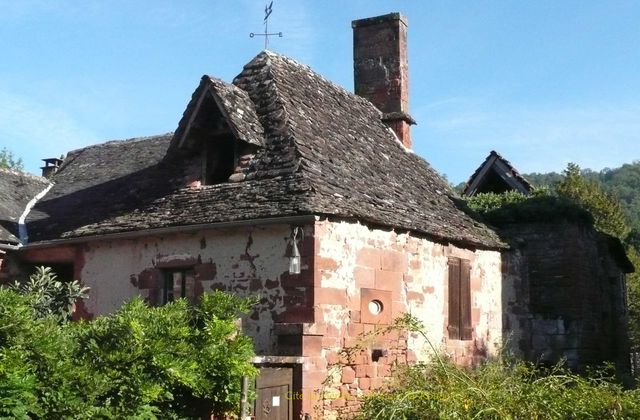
[294,219,502,419]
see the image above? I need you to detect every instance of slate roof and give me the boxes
[462,150,533,196]
[0,168,50,245]
[26,51,504,249]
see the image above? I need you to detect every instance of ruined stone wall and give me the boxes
[304,219,502,419]
[502,222,630,372]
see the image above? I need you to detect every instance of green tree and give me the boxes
[556,163,630,240]
[524,160,640,232]
[627,248,640,348]
[0,147,24,171]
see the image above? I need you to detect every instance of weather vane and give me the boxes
[249,1,283,49]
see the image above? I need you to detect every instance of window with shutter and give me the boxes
[447,257,472,340]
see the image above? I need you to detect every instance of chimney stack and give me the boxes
[352,13,415,148]
[41,157,63,178]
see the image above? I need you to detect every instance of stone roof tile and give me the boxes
[0,168,50,245]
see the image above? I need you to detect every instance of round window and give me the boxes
[368,299,384,315]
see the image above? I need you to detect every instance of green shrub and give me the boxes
[0,287,257,419]
[13,266,89,322]
[353,316,639,419]
[556,163,630,241]
[466,189,593,228]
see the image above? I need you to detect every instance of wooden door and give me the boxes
[254,367,293,420]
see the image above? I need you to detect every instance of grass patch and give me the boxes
[355,358,640,419]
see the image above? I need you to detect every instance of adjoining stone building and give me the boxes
[0,12,632,419]
[502,222,632,374]
[463,150,633,376]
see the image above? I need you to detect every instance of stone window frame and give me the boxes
[447,257,472,340]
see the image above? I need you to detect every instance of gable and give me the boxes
[463,151,533,196]
[171,76,264,153]
[168,77,266,186]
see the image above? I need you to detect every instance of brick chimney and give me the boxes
[352,13,416,148]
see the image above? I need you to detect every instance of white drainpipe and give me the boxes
[18,183,53,245]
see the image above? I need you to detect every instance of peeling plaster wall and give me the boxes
[308,219,502,418]
[80,224,303,354]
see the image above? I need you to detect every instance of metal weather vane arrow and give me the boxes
[249,1,283,49]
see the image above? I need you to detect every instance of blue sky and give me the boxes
[0,1,638,183]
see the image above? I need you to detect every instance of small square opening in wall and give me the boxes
[371,348,388,362]
[361,288,392,324]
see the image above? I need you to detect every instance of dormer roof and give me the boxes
[171,76,264,152]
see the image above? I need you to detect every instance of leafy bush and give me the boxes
[466,188,593,228]
[12,266,89,322]
[353,316,640,419]
[0,287,257,419]
[355,358,640,419]
[466,188,549,213]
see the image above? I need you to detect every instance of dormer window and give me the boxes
[169,76,265,187]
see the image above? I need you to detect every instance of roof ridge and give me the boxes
[64,133,174,156]
[0,167,48,183]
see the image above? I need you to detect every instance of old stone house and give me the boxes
[0,12,632,419]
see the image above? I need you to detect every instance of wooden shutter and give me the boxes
[172,271,184,302]
[447,258,461,339]
[184,271,196,302]
[460,259,473,340]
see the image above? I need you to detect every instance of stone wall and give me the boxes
[502,222,630,373]
[300,219,502,419]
